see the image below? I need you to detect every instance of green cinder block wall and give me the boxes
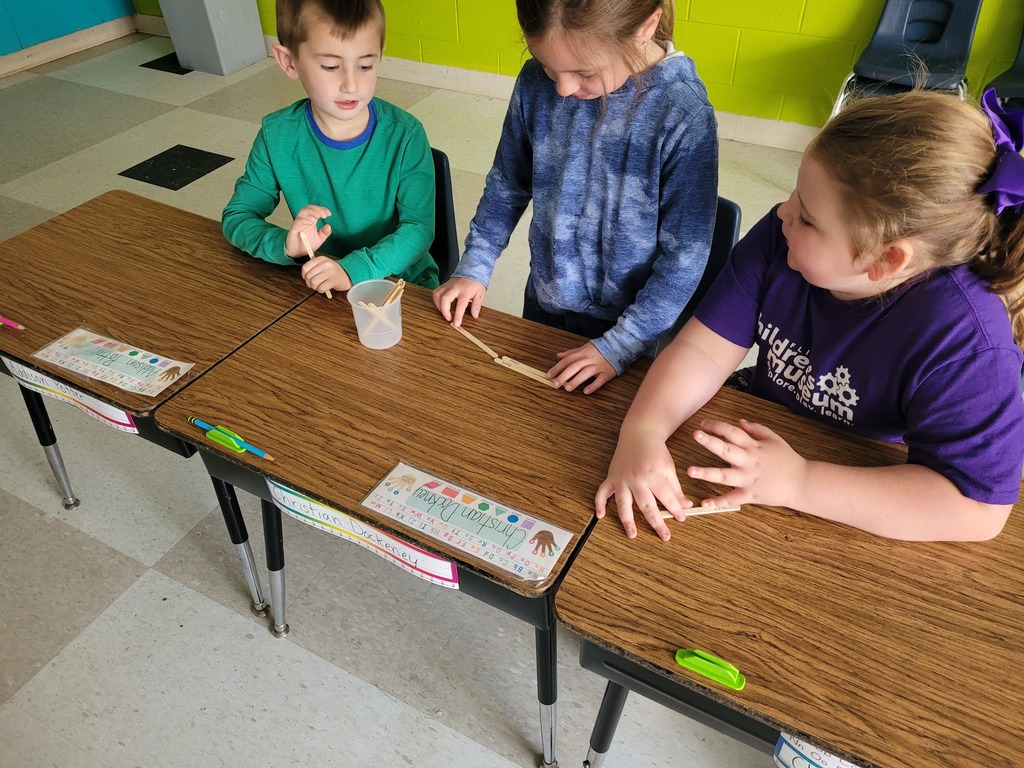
[135,0,1024,128]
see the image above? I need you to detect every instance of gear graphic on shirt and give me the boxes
[817,366,859,407]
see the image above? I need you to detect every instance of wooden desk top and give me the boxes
[555,387,1024,768]
[155,284,649,594]
[0,190,311,415]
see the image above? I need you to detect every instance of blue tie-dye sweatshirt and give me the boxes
[454,44,719,373]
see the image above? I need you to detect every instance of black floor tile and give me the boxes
[140,52,192,75]
[118,145,233,191]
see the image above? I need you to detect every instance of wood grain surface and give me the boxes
[556,396,1024,768]
[155,283,656,593]
[0,190,312,414]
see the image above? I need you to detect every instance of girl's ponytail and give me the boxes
[974,89,1024,346]
[976,210,1024,346]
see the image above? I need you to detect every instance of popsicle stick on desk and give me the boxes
[662,506,741,518]
[298,231,332,299]
[496,356,558,388]
[450,322,501,360]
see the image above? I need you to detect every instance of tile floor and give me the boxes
[0,34,803,768]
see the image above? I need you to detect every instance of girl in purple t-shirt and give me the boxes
[597,88,1024,542]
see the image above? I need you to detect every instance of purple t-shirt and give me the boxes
[695,207,1024,505]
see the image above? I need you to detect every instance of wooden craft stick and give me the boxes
[450,322,501,360]
[382,279,405,306]
[662,506,741,519]
[299,231,332,299]
[356,300,397,332]
[497,356,559,388]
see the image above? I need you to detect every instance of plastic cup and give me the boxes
[347,279,403,349]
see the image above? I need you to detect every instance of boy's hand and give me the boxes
[301,258,352,295]
[286,205,332,258]
[686,418,807,509]
[433,277,486,326]
[595,428,692,541]
[549,342,616,394]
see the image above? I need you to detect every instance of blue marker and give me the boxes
[188,417,275,462]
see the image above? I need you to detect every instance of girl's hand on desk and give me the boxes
[433,277,486,326]
[595,431,692,541]
[301,258,352,295]
[687,418,807,509]
[286,205,332,257]
[549,342,615,394]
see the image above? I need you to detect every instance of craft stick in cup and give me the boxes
[299,231,332,299]
[382,279,405,306]
[348,279,402,348]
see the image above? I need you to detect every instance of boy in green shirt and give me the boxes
[223,0,438,293]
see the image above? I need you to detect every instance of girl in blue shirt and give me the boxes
[433,0,718,394]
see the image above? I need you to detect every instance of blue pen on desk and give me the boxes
[188,417,275,462]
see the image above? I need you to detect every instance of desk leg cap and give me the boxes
[272,622,290,638]
[251,600,269,618]
[62,496,81,510]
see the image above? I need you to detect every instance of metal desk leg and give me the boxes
[582,681,629,768]
[210,477,268,617]
[261,498,289,637]
[536,620,559,768]
[19,385,79,510]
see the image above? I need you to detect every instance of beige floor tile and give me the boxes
[0,705,106,768]
[0,375,222,567]
[0,488,145,706]
[44,35,276,107]
[0,76,174,186]
[0,107,260,220]
[0,195,60,242]
[9,570,520,768]
[154,487,350,624]
[408,88,512,175]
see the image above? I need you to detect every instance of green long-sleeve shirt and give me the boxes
[223,98,437,287]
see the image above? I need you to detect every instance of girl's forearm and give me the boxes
[619,320,747,442]
[795,462,1011,541]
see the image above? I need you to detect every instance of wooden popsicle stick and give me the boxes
[450,322,501,360]
[356,300,397,332]
[382,279,405,306]
[661,506,741,519]
[299,231,332,299]
[496,356,559,388]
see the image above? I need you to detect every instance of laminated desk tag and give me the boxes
[675,648,746,690]
[205,425,246,454]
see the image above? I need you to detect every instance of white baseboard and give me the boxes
[0,20,818,152]
[378,57,817,151]
[132,14,168,37]
[0,16,135,79]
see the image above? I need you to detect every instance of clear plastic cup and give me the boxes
[347,279,403,349]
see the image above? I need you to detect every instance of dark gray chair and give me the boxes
[831,0,983,118]
[654,196,742,355]
[429,147,459,282]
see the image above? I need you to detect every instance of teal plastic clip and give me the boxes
[205,425,246,454]
[675,648,746,691]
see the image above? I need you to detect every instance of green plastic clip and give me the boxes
[675,648,746,691]
[205,425,245,454]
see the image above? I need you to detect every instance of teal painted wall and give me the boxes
[1,0,134,55]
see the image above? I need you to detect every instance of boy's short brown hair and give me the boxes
[276,0,386,52]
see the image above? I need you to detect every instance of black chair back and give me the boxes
[854,0,982,90]
[429,148,459,283]
[654,196,742,354]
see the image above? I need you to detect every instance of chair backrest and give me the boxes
[654,196,742,355]
[429,147,459,283]
[854,0,982,89]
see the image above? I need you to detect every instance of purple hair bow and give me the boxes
[978,87,1024,215]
